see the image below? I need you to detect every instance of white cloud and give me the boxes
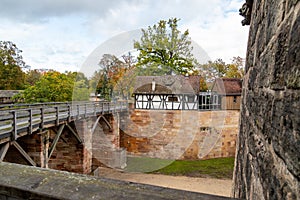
[0,0,248,72]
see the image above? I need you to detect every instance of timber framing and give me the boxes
[0,141,37,166]
[134,93,199,110]
[11,141,37,166]
[48,124,65,160]
[0,142,9,162]
[0,121,85,167]
[133,76,242,111]
[91,115,112,134]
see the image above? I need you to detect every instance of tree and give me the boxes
[96,54,122,100]
[72,79,89,101]
[200,59,227,82]
[25,69,42,86]
[225,56,244,78]
[92,54,135,101]
[200,57,244,82]
[134,18,198,75]
[0,41,26,90]
[71,71,89,101]
[16,71,75,102]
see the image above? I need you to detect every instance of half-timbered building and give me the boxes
[133,75,200,110]
[211,78,242,110]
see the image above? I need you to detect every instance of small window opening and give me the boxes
[168,96,178,102]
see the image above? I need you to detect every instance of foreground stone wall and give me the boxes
[232,1,300,199]
[0,162,232,200]
[120,109,239,160]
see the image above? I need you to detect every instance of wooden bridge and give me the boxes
[0,101,128,170]
[0,101,128,144]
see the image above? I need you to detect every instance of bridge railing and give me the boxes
[0,101,128,142]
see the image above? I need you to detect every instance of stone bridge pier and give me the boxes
[0,113,125,174]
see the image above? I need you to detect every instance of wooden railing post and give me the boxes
[67,104,71,122]
[40,107,44,129]
[77,104,80,119]
[29,109,32,134]
[93,102,96,115]
[56,106,59,126]
[12,111,17,140]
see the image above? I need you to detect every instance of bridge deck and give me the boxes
[0,101,128,144]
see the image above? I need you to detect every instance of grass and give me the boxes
[124,156,235,179]
[150,157,235,179]
[124,156,174,173]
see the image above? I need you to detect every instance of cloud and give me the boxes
[0,0,248,72]
[0,0,134,22]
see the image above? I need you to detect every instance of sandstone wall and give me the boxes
[47,125,88,173]
[120,109,239,160]
[232,0,300,199]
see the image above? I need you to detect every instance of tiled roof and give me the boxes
[211,78,242,95]
[133,75,200,94]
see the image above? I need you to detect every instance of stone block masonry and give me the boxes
[232,0,300,199]
[0,162,234,200]
[120,109,239,160]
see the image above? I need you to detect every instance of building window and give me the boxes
[233,96,237,103]
[168,96,178,102]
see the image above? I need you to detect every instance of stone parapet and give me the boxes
[0,162,234,200]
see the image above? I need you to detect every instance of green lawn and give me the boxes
[125,156,235,179]
[124,156,174,173]
[150,157,235,179]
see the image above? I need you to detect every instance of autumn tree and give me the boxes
[0,41,26,90]
[134,18,198,75]
[114,52,138,100]
[92,53,136,101]
[200,57,244,83]
[225,56,244,78]
[16,71,74,102]
[25,69,42,86]
[95,54,122,100]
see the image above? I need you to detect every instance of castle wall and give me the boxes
[120,109,239,160]
[232,1,300,199]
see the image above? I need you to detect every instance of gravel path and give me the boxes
[97,167,233,197]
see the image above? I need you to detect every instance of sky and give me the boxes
[0,0,249,76]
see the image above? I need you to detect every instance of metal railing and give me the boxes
[0,101,128,142]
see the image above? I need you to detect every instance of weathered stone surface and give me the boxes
[0,162,234,200]
[233,0,300,199]
[120,110,239,160]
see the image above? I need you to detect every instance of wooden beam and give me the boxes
[91,115,112,134]
[12,111,17,140]
[28,109,33,134]
[0,142,10,162]
[66,123,82,143]
[48,124,65,160]
[100,115,112,130]
[11,141,37,166]
[91,115,101,134]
